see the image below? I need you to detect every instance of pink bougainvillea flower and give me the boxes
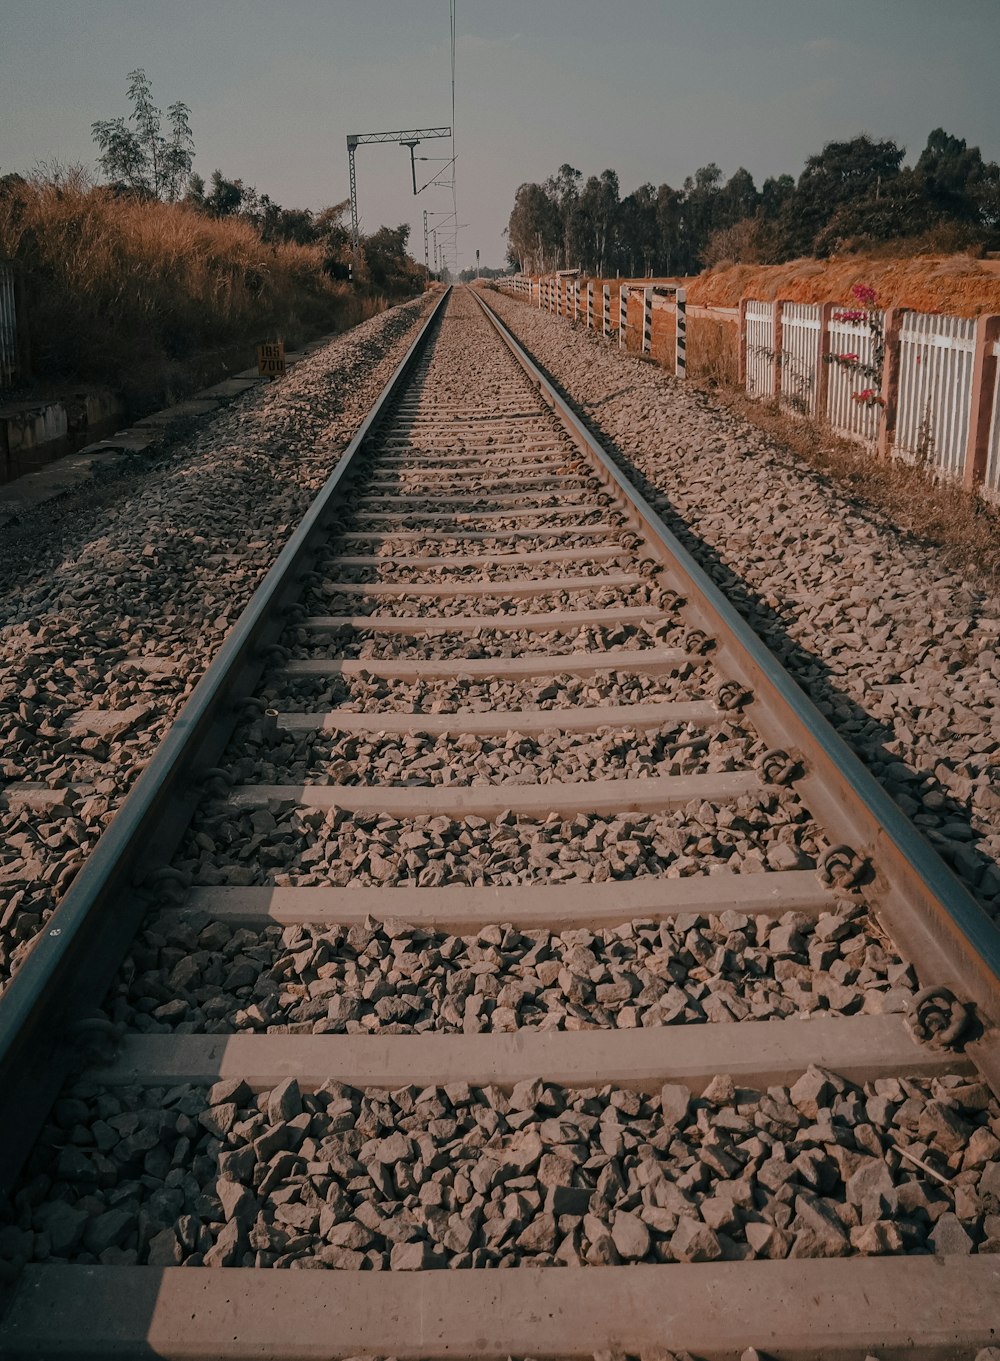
[851,283,878,306]
[833,309,867,323]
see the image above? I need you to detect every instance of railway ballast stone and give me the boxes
[488,289,1000,919]
[8,1066,1000,1272]
[0,294,434,987]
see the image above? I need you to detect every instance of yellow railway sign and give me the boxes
[257,340,286,377]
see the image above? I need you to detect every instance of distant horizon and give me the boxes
[2,0,998,271]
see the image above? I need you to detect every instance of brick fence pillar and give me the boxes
[876,308,907,460]
[772,300,787,401]
[963,314,1000,491]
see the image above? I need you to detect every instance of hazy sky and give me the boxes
[2,0,998,269]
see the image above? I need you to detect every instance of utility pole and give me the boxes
[476,249,480,281]
[423,210,429,277]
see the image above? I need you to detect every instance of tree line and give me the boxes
[87,68,420,293]
[505,129,1000,276]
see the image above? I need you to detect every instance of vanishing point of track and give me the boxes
[1,286,999,1358]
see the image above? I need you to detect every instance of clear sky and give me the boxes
[2,0,998,270]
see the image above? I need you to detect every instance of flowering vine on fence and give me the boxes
[824,283,885,409]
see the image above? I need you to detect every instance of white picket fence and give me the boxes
[501,277,1000,500]
[894,313,977,480]
[825,309,883,445]
[744,300,774,398]
[779,303,821,417]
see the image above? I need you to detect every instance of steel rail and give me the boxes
[0,284,998,1361]
[472,286,1000,1089]
[0,287,451,1192]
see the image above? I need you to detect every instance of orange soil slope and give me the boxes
[688,255,1000,316]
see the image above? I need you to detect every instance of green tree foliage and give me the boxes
[91,69,194,201]
[362,223,423,292]
[506,127,1000,275]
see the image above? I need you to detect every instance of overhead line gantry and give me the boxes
[346,126,452,256]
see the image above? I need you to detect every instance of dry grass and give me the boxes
[688,316,738,386]
[0,172,387,404]
[708,386,1000,586]
[689,251,1000,315]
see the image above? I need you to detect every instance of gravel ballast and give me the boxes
[6,1068,998,1270]
[175,794,822,889]
[112,904,914,1036]
[487,290,1000,918]
[0,295,434,987]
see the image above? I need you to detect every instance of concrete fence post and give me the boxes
[602,285,611,340]
[619,285,628,349]
[737,298,748,388]
[876,308,907,460]
[675,288,687,378]
[963,314,1000,491]
[643,288,653,355]
[772,300,787,400]
[587,282,593,330]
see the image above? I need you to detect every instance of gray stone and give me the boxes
[660,1083,690,1130]
[669,1218,721,1262]
[929,1212,973,1255]
[611,1211,650,1261]
[83,1209,135,1257]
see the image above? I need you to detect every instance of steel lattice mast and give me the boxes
[346,127,451,257]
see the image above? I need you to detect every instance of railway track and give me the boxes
[1,284,999,1358]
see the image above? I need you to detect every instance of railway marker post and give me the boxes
[675,288,686,378]
[643,288,653,355]
[619,285,628,349]
[573,280,580,321]
[256,340,286,379]
[602,285,611,340]
[587,281,593,329]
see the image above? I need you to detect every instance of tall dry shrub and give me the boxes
[0,169,367,400]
